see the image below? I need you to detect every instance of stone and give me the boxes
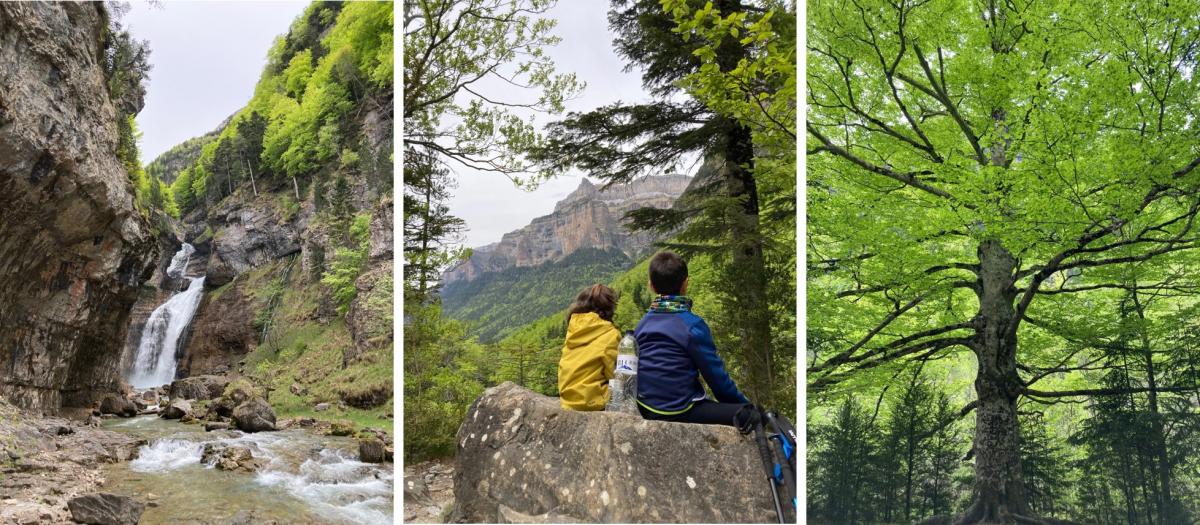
[201,444,261,472]
[289,382,306,396]
[359,437,386,463]
[449,382,776,523]
[160,399,192,420]
[203,421,232,432]
[329,420,355,436]
[167,375,228,401]
[66,493,144,525]
[231,397,276,432]
[98,395,137,418]
[314,402,331,412]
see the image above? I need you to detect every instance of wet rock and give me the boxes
[67,493,144,525]
[204,421,232,432]
[98,395,137,418]
[204,196,301,288]
[168,375,228,401]
[160,399,192,419]
[329,420,355,436]
[229,510,278,525]
[359,437,386,463]
[232,397,276,432]
[450,382,776,523]
[201,444,261,472]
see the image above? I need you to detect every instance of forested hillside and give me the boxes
[807,1,1200,523]
[144,0,395,431]
[440,247,632,342]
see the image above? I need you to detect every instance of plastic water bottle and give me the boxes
[606,331,638,412]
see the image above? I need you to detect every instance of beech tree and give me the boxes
[807,0,1200,522]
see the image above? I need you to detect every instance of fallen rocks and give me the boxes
[359,436,386,463]
[204,421,232,432]
[67,493,144,525]
[98,394,137,418]
[201,444,261,472]
[329,420,355,436]
[232,397,276,432]
[450,382,776,523]
[160,399,192,420]
[168,375,229,401]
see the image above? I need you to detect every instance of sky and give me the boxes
[124,1,308,162]
[444,2,663,247]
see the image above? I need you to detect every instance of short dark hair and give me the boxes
[568,284,618,322]
[649,251,688,295]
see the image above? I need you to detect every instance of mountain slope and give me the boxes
[441,247,632,342]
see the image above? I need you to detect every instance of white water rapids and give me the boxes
[127,243,206,389]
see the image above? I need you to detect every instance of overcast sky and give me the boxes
[125,1,307,162]
[445,1,664,247]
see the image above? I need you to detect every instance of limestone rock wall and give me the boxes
[0,3,156,411]
[443,174,691,285]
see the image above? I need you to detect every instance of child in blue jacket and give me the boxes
[634,251,755,427]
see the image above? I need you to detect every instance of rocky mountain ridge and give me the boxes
[444,174,691,284]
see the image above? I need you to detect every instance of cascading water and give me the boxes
[128,243,206,389]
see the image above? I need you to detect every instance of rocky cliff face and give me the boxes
[444,174,690,284]
[0,3,156,411]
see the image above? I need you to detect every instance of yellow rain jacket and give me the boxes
[558,312,620,411]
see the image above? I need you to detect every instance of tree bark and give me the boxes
[245,158,258,197]
[292,175,301,201]
[960,239,1031,524]
[1131,288,1175,524]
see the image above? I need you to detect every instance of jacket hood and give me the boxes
[566,312,616,348]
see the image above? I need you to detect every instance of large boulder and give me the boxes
[66,493,144,525]
[232,397,276,432]
[160,399,192,420]
[451,382,776,523]
[98,394,136,418]
[168,375,228,401]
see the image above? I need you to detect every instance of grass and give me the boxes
[234,258,393,434]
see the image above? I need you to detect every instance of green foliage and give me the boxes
[441,247,633,342]
[321,213,371,314]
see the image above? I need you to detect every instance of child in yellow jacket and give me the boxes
[558,284,620,411]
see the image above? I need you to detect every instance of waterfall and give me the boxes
[128,243,206,389]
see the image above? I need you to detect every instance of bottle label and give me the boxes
[616,354,637,374]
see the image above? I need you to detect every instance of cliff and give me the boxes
[0,3,156,410]
[443,174,691,285]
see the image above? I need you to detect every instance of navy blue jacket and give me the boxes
[634,308,749,414]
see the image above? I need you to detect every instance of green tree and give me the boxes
[808,1,1200,520]
[534,0,796,409]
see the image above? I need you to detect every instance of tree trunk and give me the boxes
[245,158,258,197]
[292,176,301,201]
[1131,289,1175,524]
[714,0,772,405]
[961,239,1031,524]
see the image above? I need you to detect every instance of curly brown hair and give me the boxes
[567,283,618,323]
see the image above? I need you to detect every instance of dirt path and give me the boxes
[403,458,455,523]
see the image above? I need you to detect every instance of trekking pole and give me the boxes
[764,411,797,516]
[751,412,786,524]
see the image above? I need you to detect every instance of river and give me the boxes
[100,416,393,524]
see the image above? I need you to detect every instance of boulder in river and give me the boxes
[168,375,228,401]
[450,382,777,523]
[160,399,192,420]
[98,394,137,418]
[67,493,144,525]
[204,421,232,432]
[359,436,386,463]
[232,397,276,432]
[201,443,261,472]
[329,419,355,436]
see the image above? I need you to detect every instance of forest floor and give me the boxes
[403,458,455,523]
